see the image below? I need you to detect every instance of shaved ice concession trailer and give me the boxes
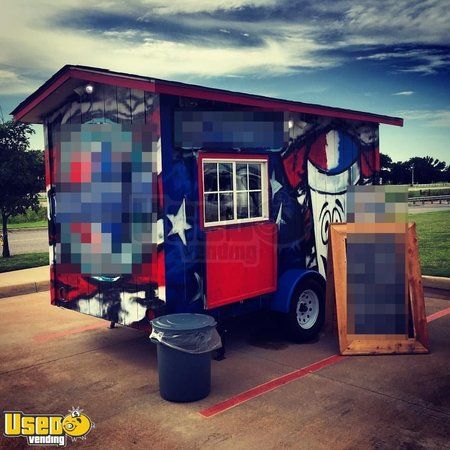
[12,65,403,341]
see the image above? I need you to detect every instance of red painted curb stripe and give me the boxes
[200,307,450,418]
[199,354,346,418]
[34,322,106,343]
[426,307,450,323]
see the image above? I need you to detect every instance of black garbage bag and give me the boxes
[150,313,222,354]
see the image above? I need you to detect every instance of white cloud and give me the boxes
[139,0,278,16]
[393,91,414,96]
[357,51,414,61]
[395,109,450,127]
[397,53,450,75]
[356,48,450,75]
[0,1,338,95]
[345,1,450,47]
[0,0,448,96]
[0,68,39,95]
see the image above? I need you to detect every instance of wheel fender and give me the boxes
[270,269,325,313]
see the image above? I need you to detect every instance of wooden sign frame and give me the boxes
[325,222,429,355]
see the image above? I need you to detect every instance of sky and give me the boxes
[0,0,449,163]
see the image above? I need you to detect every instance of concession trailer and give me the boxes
[12,65,403,341]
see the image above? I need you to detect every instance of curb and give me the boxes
[0,280,50,299]
[422,276,450,291]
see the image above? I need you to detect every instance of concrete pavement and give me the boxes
[0,265,50,298]
[0,290,449,449]
[423,275,450,291]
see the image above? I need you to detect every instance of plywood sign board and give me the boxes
[326,222,429,355]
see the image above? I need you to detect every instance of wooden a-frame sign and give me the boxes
[325,222,429,355]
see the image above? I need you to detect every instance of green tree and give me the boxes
[390,161,410,184]
[408,156,446,184]
[443,165,450,182]
[379,153,393,184]
[0,120,45,257]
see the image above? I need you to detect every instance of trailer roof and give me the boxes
[11,65,403,126]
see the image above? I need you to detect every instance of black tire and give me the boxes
[285,278,325,342]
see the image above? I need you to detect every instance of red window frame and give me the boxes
[197,152,270,230]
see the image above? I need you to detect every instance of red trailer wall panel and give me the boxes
[205,222,277,309]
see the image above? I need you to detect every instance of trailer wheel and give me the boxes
[286,278,325,342]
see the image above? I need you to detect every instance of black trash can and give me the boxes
[150,314,222,402]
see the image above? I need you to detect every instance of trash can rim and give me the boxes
[151,313,216,331]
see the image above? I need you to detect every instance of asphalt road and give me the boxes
[7,228,48,254]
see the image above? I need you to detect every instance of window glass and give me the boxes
[219,163,233,191]
[249,191,262,217]
[237,192,249,219]
[248,163,261,190]
[236,163,248,190]
[205,193,218,222]
[204,163,217,192]
[203,158,266,225]
[219,193,234,220]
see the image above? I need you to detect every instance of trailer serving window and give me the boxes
[200,155,269,227]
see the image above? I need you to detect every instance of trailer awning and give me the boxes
[11,65,403,127]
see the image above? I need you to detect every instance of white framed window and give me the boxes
[201,157,269,227]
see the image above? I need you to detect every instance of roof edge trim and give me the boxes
[12,66,156,123]
[11,65,403,127]
[155,82,403,126]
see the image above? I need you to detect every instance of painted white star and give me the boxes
[270,171,283,198]
[276,203,286,229]
[167,198,192,246]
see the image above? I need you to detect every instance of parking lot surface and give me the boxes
[0,290,449,449]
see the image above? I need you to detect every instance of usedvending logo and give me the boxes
[3,407,94,446]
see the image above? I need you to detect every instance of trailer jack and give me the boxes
[214,324,227,361]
